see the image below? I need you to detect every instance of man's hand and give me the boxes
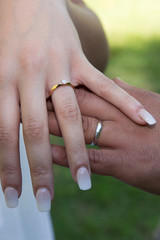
[49,79,160,195]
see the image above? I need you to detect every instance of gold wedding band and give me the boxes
[92,122,103,146]
[49,80,75,97]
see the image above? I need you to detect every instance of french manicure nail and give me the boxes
[139,109,156,125]
[36,188,51,212]
[76,167,92,191]
[4,187,18,208]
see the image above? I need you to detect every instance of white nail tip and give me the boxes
[139,109,156,125]
[76,167,92,191]
[36,188,51,212]
[4,187,18,208]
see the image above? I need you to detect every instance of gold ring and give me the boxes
[49,80,75,96]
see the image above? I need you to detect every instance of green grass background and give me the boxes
[50,1,160,239]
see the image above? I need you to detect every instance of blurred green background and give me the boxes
[51,1,160,239]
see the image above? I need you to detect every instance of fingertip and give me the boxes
[113,78,157,126]
[36,188,51,212]
[76,166,92,191]
[139,109,156,126]
[4,187,19,208]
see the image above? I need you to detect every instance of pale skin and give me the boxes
[0,0,155,207]
[49,79,160,195]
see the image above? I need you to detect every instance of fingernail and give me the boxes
[76,167,92,191]
[139,109,156,125]
[36,188,51,212]
[4,187,19,208]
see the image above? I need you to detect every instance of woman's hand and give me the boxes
[49,80,160,195]
[0,0,155,210]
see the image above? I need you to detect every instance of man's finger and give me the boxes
[48,111,120,147]
[51,145,122,176]
[75,88,119,121]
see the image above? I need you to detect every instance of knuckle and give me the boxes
[60,99,79,121]
[20,43,45,73]
[0,164,20,179]
[23,118,44,141]
[0,164,21,189]
[89,149,117,173]
[89,149,104,169]
[32,166,50,178]
[89,149,103,164]
[0,125,13,145]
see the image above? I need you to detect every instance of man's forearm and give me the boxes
[66,0,109,72]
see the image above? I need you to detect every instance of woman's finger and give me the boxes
[0,86,21,208]
[79,63,156,125]
[19,80,53,212]
[48,87,125,133]
[51,85,92,190]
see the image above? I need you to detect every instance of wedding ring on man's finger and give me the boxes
[91,122,103,146]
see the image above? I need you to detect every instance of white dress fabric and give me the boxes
[0,124,55,240]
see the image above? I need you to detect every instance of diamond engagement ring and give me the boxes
[49,80,75,97]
